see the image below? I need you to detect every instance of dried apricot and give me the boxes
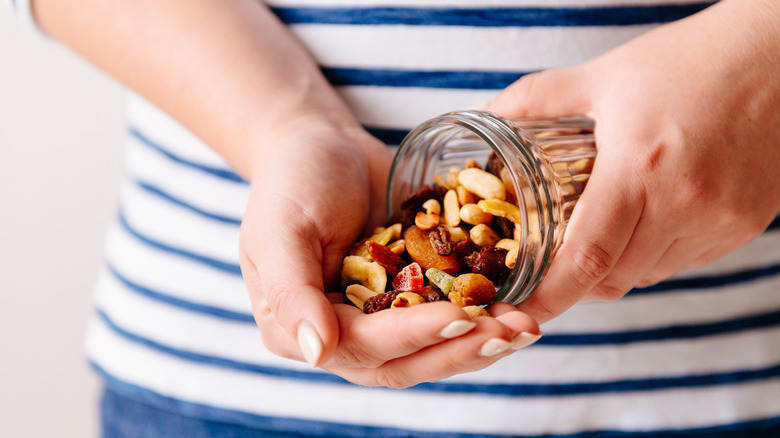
[403,225,461,275]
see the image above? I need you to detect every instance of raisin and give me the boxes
[400,185,447,212]
[365,241,406,277]
[429,226,455,256]
[420,285,446,302]
[472,247,511,287]
[485,152,505,177]
[494,217,515,240]
[363,290,403,314]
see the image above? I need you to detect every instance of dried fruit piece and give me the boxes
[425,268,455,294]
[404,225,461,275]
[391,292,426,308]
[448,273,497,307]
[392,262,425,292]
[341,255,387,294]
[458,168,506,201]
[471,247,511,286]
[429,226,455,256]
[478,199,523,224]
[363,290,403,314]
[420,285,446,302]
[365,240,406,277]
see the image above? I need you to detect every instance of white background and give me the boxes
[1,6,125,437]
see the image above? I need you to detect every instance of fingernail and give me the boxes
[479,338,512,357]
[511,332,542,350]
[297,321,322,368]
[438,320,477,339]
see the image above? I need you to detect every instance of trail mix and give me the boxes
[341,154,523,318]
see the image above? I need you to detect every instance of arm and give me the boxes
[32,0,540,385]
[486,0,780,322]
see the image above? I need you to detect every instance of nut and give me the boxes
[448,273,497,307]
[415,211,440,230]
[443,190,461,227]
[387,239,405,255]
[446,225,467,242]
[446,166,461,189]
[456,185,476,206]
[459,203,493,226]
[422,199,441,215]
[478,199,523,225]
[462,305,489,319]
[390,292,426,308]
[457,168,506,201]
[341,255,387,294]
[495,238,520,252]
[505,245,519,269]
[469,224,500,248]
[345,284,380,309]
[433,173,452,190]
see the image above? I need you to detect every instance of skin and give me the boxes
[486,0,780,324]
[32,0,779,388]
[33,0,538,388]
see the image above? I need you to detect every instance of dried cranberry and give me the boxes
[472,247,511,286]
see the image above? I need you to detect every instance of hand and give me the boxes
[239,117,541,387]
[486,0,780,324]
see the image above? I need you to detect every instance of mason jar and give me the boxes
[387,110,596,305]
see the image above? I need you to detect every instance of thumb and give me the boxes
[486,66,591,119]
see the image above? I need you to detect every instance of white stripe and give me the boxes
[86,315,780,435]
[543,273,780,334]
[266,0,710,8]
[127,94,233,168]
[94,268,780,386]
[339,86,498,128]
[291,24,651,71]
[103,225,250,313]
[119,182,241,263]
[125,136,249,220]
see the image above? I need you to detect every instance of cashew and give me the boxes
[415,211,440,230]
[422,199,441,216]
[457,168,506,201]
[341,255,387,294]
[477,199,523,224]
[495,238,520,252]
[391,292,426,308]
[470,224,500,248]
[462,305,489,319]
[505,245,519,269]
[443,189,461,227]
[459,203,493,226]
[345,284,380,309]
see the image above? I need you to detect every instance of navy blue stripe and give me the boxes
[95,307,780,397]
[134,179,243,226]
[324,67,524,89]
[95,366,780,438]
[129,127,247,184]
[365,126,410,146]
[118,209,242,276]
[107,263,254,323]
[272,4,714,27]
[539,309,780,346]
[630,262,780,295]
[768,215,780,231]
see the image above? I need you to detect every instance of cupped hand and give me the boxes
[486,0,780,324]
[239,117,540,387]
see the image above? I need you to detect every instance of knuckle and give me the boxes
[374,367,414,389]
[590,282,629,301]
[568,241,615,289]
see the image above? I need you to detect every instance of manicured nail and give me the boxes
[438,320,477,339]
[511,332,542,350]
[297,321,322,368]
[479,338,512,357]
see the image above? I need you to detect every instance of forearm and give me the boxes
[32,0,358,178]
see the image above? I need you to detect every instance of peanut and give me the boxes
[459,203,493,226]
[457,168,506,201]
[345,284,380,309]
[391,292,426,308]
[470,224,500,248]
[462,305,489,319]
[456,185,476,206]
[443,189,461,227]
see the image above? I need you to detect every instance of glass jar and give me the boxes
[387,110,596,305]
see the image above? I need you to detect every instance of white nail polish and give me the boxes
[297,322,322,368]
[438,320,477,339]
[479,338,512,357]
[511,332,542,350]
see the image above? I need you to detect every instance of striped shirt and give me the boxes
[12,0,780,436]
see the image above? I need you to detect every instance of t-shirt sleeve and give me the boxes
[6,0,48,37]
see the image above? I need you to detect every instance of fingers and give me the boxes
[517,155,643,324]
[328,306,540,388]
[486,66,591,118]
